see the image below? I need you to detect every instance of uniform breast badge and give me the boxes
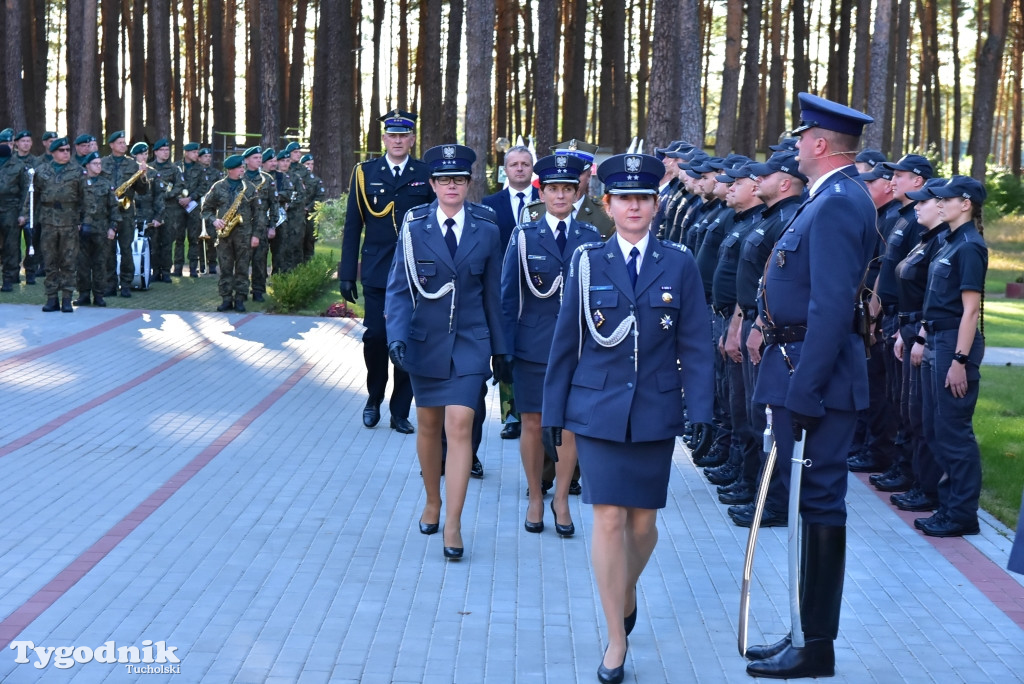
[419,275,429,287]
[660,314,673,330]
[592,310,605,328]
[531,274,544,288]
[776,250,786,268]
[661,292,673,303]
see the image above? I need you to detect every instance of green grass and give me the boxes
[978,365,1024,528]
[985,214,1024,294]
[981,299,1024,348]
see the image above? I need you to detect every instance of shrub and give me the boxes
[268,251,337,313]
[985,172,1024,219]
[310,196,347,242]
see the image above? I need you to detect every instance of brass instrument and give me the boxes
[198,219,212,241]
[115,167,147,210]
[217,185,247,238]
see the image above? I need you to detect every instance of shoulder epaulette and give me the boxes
[405,204,431,222]
[830,180,848,195]
[468,202,498,223]
[576,221,599,234]
[660,239,689,253]
[580,241,604,251]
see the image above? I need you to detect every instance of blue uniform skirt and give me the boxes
[410,361,487,409]
[512,359,547,413]
[575,435,675,509]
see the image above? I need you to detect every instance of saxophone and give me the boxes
[217,184,247,238]
[115,167,147,210]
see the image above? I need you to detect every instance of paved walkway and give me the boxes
[0,303,1021,683]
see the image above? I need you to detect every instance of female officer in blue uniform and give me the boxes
[890,178,948,514]
[543,153,714,684]
[909,176,988,538]
[385,144,510,560]
[501,153,599,536]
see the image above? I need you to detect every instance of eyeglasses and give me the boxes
[434,176,469,186]
[55,147,70,153]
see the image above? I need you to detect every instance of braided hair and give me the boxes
[973,203,985,337]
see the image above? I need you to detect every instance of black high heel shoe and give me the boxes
[550,501,575,537]
[443,527,464,560]
[624,584,637,636]
[597,640,627,684]
[419,521,439,535]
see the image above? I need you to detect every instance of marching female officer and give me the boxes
[385,144,510,560]
[543,153,713,683]
[501,153,599,536]
[911,176,988,537]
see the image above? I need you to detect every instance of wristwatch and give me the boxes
[952,352,969,365]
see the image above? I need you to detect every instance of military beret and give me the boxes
[41,131,58,142]
[82,151,101,165]
[748,152,808,184]
[534,154,585,185]
[130,142,149,156]
[198,148,212,157]
[262,148,275,163]
[0,127,12,137]
[855,149,886,168]
[284,142,301,154]
[0,130,12,143]
[905,177,948,201]
[14,130,32,141]
[597,153,665,195]
[929,175,987,206]
[243,145,261,159]
[792,92,873,137]
[183,142,200,152]
[153,138,170,150]
[276,150,290,161]
[379,109,417,133]
[550,138,599,170]
[223,154,244,170]
[107,130,125,144]
[882,153,934,179]
[300,154,313,164]
[74,134,96,145]
[423,143,476,176]
[50,137,70,152]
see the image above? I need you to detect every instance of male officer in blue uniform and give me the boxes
[745,93,876,679]
[339,109,434,434]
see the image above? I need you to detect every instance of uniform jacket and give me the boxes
[186,163,222,203]
[201,177,261,241]
[385,200,508,380]
[500,216,599,363]
[151,160,187,205]
[543,233,714,441]
[0,156,28,213]
[340,156,434,288]
[133,167,165,225]
[481,186,539,250]
[32,162,85,227]
[243,169,276,237]
[576,194,614,239]
[100,154,150,220]
[287,162,314,214]
[754,165,877,416]
[81,172,121,232]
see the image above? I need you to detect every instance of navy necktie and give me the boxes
[556,220,567,255]
[393,165,401,178]
[516,191,526,223]
[444,218,458,257]
[628,246,640,290]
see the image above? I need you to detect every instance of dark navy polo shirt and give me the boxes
[894,225,947,314]
[922,221,987,321]
[736,195,802,310]
[712,203,764,310]
[693,203,734,298]
[878,201,925,308]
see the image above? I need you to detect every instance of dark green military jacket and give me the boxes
[0,155,28,213]
[100,154,150,219]
[33,161,85,227]
[304,170,326,211]
[286,162,313,213]
[270,170,295,230]
[186,162,222,205]
[201,177,263,241]
[82,172,122,233]
[243,169,275,237]
[151,160,188,206]
[133,167,165,226]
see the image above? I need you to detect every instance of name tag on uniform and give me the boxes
[528,255,546,260]
[410,181,426,186]
[589,285,613,291]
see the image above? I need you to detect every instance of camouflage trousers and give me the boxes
[41,224,80,297]
[302,212,316,263]
[184,208,211,271]
[251,237,270,295]
[272,213,304,274]
[166,202,188,269]
[77,228,111,296]
[216,231,253,299]
[0,206,23,284]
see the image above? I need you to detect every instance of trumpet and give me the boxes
[115,166,146,210]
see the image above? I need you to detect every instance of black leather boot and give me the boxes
[61,295,74,312]
[42,296,60,312]
[234,296,246,312]
[747,524,845,678]
[216,297,234,312]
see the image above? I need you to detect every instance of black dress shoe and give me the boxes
[869,463,901,486]
[874,472,913,492]
[891,487,939,512]
[419,521,439,535]
[500,422,521,439]
[746,637,834,679]
[624,585,637,636]
[550,501,574,537]
[915,510,948,530]
[719,483,754,505]
[568,480,581,496]
[847,453,887,473]
[363,402,381,428]
[730,505,787,528]
[524,518,544,533]
[390,416,415,434]
[693,446,727,468]
[597,642,627,684]
[471,456,484,479]
[745,634,790,660]
[705,461,740,485]
[921,516,979,537]
[120,287,132,298]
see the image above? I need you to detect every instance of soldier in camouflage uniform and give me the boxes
[13,130,39,168]
[268,150,296,275]
[73,134,96,167]
[0,145,29,292]
[74,152,121,306]
[129,143,163,294]
[202,154,263,312]
[150,138,188,281]
[31,137,84,312]
[177,142,203,276]
[241,146,276,302]
[300,154,325,263]
[282,142,311,271]
[102,132,151,297]
[186,147,222,275]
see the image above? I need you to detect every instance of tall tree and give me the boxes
[560,0,588,140]
[950,0,963,173]
[677,0,703,145]
[598,0,628,151]
[465,0,496,200]
[533,0,557,152]
[285,0,307,135]
[365,0,385,155]
[258,0,281,147]
[969,0,1012,179]
[245,0,260,139]
[398,0,410,110]
[3,0,27,128]
[311,0,352,195]
[1010,2,1022,175]
[129,0,145,141]
[850,0,872,111]
[441,0,464,142]
[646,0,682,150]
[764,0,786,145]
[183,0,201,142]
[172,1,183,148]
[66,0,99,138]
[147,0,171,143]
[891,0,911,155]
[417,0,443,149]
[494,0,513,142]
[634,0,651,144]
[864,0,893,152]
[715,0,741,155]
[791,0,810,123]
[735,0,761,155]
[23,0,49,150]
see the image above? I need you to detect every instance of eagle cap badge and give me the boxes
[625,156,642,173]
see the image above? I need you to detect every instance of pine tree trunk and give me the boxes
[183,0,200,142]
[258,0,280,148]
[147,0,171,143]
[418,0,442,150]
[598,0,627,151]
[494,0,512,141]
[442,0,464,143]
[969,0,1012,180]
[764,0,785,147]
[172,1,183,149]
[286,0,307,134]
[101,0,122,138]
[791,0,810,125]
[129,0,145,141]
[735,0,761,155]
[950,0,963,173]
[850,0,871,111]
[465,0,496,200]
[3,0,27,128]
[560,0,587,140]
[311,0,352,195]
[646,0,682,150]
[891,0,911,156]
[533,0,557,152]
[864,0,892,152]
[715,0,741,155]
